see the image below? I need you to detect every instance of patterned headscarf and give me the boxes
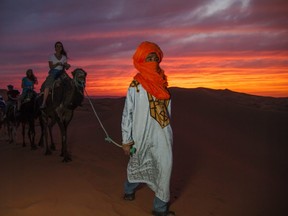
[133,41,170,99]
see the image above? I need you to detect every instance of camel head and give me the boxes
[71,68,87,88]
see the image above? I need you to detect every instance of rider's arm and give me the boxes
[49,61,62,69]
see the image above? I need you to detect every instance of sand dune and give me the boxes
[0,87,287,216]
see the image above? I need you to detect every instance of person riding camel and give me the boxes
[40,41,71,109]
[18,69,38,111]
[6,84,20,116]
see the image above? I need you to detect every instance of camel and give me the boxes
[18,89,38,149]
[5,103,19,144]
[0,107,5,131]
[38,68,87,162]
[0,105,6,134]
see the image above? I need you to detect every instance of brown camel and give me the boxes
[38,68,87,162]
[5,103,19,144]
[19,89,38,149]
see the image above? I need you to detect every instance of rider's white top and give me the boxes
[49,54,67,70]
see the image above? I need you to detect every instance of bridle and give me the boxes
[73,70,86,95]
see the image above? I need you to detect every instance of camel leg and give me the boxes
[62,127,70,162]
[48,123,56,151]
[22,122,26,147]
[7,121,16,144]
[28,120,37,150]
[7,123,12,143]
[64,112,73,162]
[59,122,71,162]
[41,111,52,155]
[57,115,72,162]
[12,124,17,145]
[44,123,51,155]
[38,117,44,147]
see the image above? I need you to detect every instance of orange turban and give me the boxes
[133,41,170,100]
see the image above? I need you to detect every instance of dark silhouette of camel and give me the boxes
[38,68,87,162]
[19,89,38,149]
[5,103,19,144]
[0,106,5,131]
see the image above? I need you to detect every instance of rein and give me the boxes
[73,75,85,95]
[84,88,122,148]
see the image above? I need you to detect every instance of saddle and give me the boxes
[39,71,70,96]
[53,72,70,89]
[39,69,86,110]
[22,90,37,104]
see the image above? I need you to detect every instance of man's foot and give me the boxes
[123,193,135,201]
[152,210,175,216]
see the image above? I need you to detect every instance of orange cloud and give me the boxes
[163,52,288,97]
[75,51,288,98]
[1,51,287,98]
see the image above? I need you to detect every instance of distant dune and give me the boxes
[170,87,288,112]
[0,87,288,216]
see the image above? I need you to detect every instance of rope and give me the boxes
[84,89,122,148]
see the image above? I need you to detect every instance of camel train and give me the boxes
[2,68,87,162]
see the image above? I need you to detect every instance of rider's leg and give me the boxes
[40,87,49,108]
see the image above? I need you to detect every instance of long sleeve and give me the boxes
[121,87,135,145]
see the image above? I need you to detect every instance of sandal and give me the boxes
[123,193,135,201]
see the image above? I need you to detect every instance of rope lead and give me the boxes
[84,89,122,148]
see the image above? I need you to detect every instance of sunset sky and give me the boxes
[0,0,287,97]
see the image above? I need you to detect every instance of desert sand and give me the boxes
[0,87,288,216]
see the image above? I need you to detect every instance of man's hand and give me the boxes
[122,141,134,156]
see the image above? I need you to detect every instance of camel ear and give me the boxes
[72,68,87,77]
[81,69,87,77]
[81,68,87,77]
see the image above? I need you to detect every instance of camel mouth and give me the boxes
[72,68,87,86]
[78,74,86,79]
[77,75,86,83]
